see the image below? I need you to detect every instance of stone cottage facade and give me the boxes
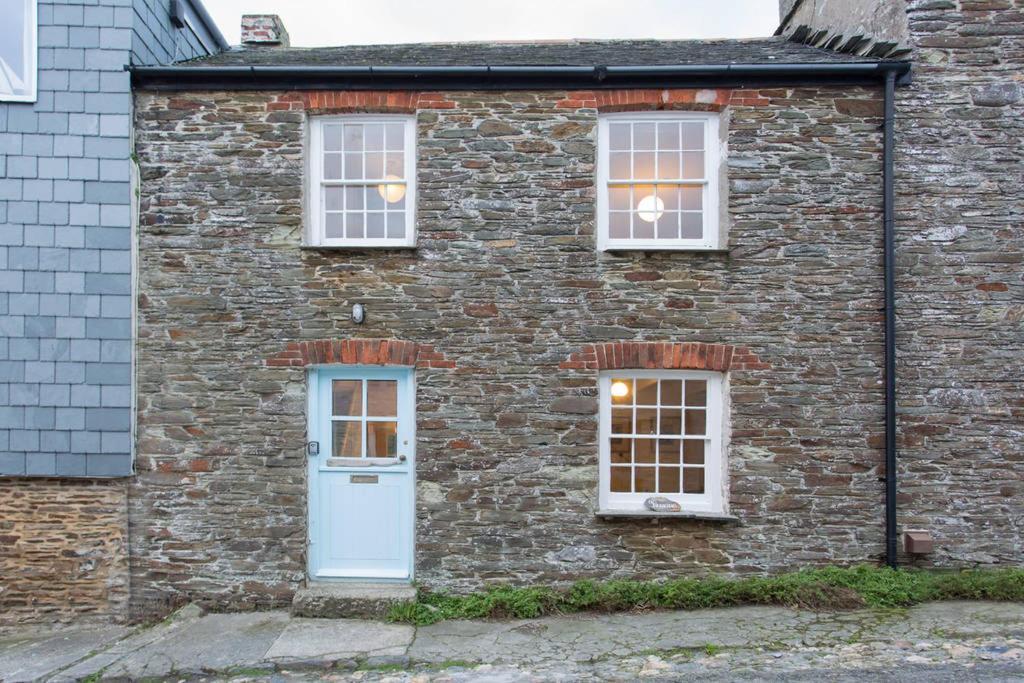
[2,0,1021,625]
[0,0,224,625]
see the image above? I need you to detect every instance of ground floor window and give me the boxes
[598,370,726,514]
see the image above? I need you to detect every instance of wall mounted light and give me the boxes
[351,303,366,324]
[610,381,630,398]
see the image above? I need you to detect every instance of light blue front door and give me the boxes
[308,367,415,580]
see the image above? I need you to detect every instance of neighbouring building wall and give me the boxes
[896,1,1023,565]
[0,0,220,623]
[131,85,888,611]
[0,478,128,626]
[777,0,1023,565]
[779,0,909,54]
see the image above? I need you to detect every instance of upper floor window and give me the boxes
[307,116,416,247]
[597,112,721,251]
[0,0,37,102]
[598,371,726,515]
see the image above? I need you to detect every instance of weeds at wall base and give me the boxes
[386,565,1024,626]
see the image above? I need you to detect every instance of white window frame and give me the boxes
[598,370,727,515]
[307,115,416,248]
[0,0,37,103]
[596,111,721,251]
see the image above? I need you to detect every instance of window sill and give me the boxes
[601,247,730,256]
[596,509,739,523]
[300,245,418,252]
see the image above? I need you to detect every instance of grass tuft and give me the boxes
[386,565,1024,625]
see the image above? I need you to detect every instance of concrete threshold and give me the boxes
[291,581,417,619]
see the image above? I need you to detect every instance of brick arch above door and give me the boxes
[265,338,455,369]
[559,341,768,372]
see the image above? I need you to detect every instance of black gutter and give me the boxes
[129,61,911,91]
[882,69,898,569]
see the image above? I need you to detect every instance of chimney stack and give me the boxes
[241,14,290,47]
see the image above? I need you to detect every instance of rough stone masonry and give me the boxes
[131,84,894,614]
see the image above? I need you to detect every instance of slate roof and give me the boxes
[181,38,883,68]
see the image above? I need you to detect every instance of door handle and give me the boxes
[398,454,407,463]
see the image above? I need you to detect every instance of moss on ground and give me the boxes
[387,565,1024,626]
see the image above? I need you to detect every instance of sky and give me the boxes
[203,0,781,47]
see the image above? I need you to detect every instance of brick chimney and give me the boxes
[241,14,290,47]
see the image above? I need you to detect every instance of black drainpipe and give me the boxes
[882,70,898,569]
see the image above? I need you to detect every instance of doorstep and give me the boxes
[292,581,417,619]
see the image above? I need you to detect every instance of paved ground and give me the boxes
[1,601,1023,681]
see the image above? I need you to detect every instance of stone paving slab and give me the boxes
[0,623,128,683]
[264,618,413,663]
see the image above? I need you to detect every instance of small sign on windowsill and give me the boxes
[644,496,682,513]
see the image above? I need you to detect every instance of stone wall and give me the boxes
[132,84,890,610]
[894,0,1023,566]
[0,478,128,625]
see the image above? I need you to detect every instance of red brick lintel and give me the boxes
[265,89,770,114]
[560,342,768,372]
[266,339,455,369]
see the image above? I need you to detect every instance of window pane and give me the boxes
[636,378,658,405]
[634,123,656,150]
[633,152,655,180]
[323,153,343,180]
[659,408,681,434]
[325,187,344,211]
[610,152,630,179]
[367,380,397,416]
[681,213,702,240]
[685,409,706,436]
[658,185,680,212]
[635,438,655,463]
[366,212,386,238]
[683,467,705,494]
[633,216,654,240]
[685,380,707,406]
[682,152,704,179]
[609,123,631,150]
[610,466,631,492]
[344,124,364,151]
[635,408,657,435]
[345,186,364,209]
[323,125,344,151]
[681,187,702,211]
[634,467,656,493]
[344,152,363,179]
[609,185,631,211]
[656,212,679,240]
[610,378,632,405]
[683,440,704,465]
[657,122,680,150]
[367,421,398,457]
[657,152,680,179]
[385,152,404,178]
[346,213,365,239]
[610,437,631,464]
[611,408,633,434]
[658,438,680,464]
[659,467,680,494]
[324,213,344,239]
[609,212,631,239]
[366,152,384,179]
[365,124,384,151]
[386,122,405,150]
[681,122,704,150]
[661,380,682,405]
[386,212,406,239]
[332,380,362,416]
[333,420,361,457]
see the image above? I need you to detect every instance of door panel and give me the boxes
[308,367,414,580]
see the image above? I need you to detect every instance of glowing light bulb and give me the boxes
[377,175,406,203]
[636,194,665,223]
[610,381,630,398]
